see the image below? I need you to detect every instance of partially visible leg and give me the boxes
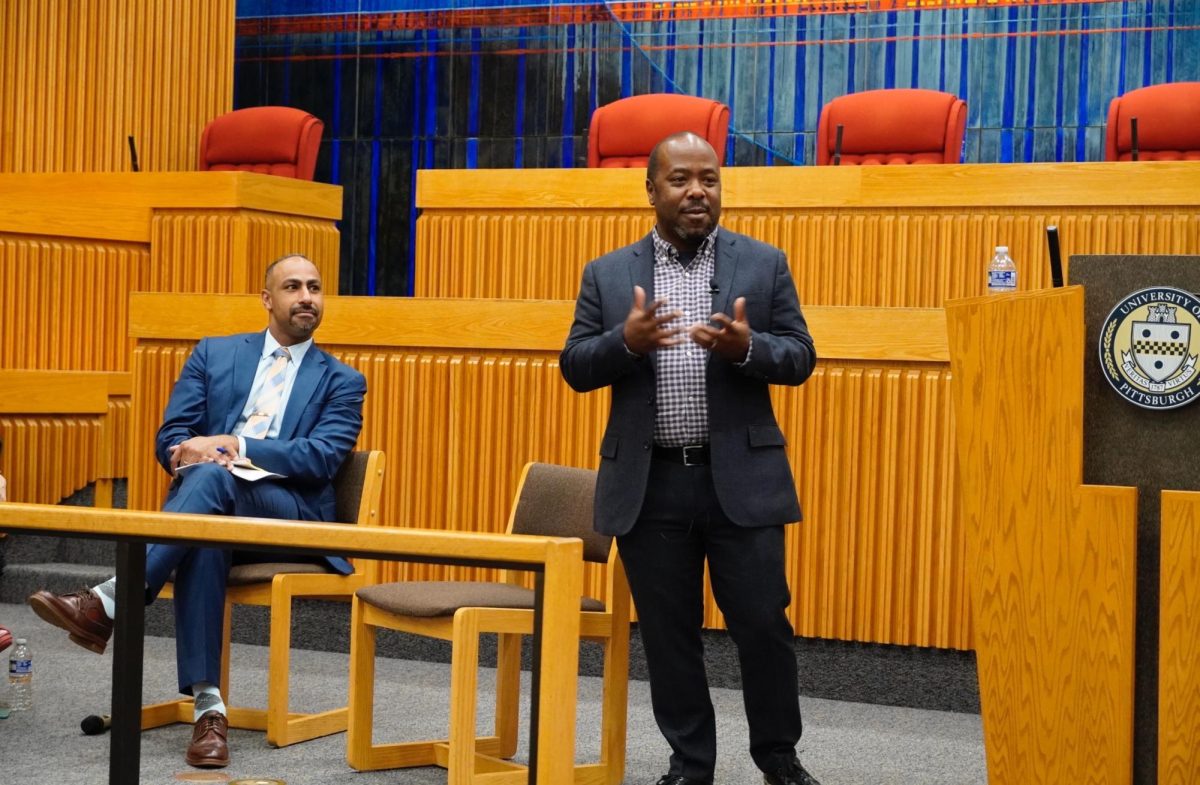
[618,516,713,782]
[704,515,803,774]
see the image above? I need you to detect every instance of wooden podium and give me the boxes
[946,285,1200,785]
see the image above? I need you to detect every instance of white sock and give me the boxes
[91,578,117,620]
[192,682,227,721]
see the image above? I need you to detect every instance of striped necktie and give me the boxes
[240,347,291,440]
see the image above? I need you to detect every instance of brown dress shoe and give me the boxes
[186,710,230,768]
[27,589,113,654]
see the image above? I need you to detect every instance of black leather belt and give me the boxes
[652,443,710,466]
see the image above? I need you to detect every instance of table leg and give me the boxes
[110,542,146,785]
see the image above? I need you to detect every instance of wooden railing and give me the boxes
[127,293,965,649]
[0,371,128,505]
[415,162,1200,306]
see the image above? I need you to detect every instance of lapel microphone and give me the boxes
[709,278,720,294]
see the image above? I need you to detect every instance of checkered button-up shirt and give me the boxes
[651,226,718,447]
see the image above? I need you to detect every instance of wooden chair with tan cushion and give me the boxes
[141,449,385,747]
[346,461,630,785]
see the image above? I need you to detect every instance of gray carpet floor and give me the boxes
[0,601,986,784]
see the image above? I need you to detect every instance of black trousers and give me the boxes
[617,458,803,782]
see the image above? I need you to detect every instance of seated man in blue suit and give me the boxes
[28,253,366,769]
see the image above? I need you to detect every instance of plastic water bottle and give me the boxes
[987,245,1018,294]
[7,638,31,710]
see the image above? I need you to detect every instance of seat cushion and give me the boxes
[227,562,333,586]
[356,581,605,617]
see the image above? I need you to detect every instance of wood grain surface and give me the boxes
[416,163,1200,306]
[128,294,967,649]
[947,286,1135,785]
[1158,490,1200,785]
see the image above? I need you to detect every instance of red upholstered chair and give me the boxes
[816,88,967,165]
[1104,82,1200,162]
[588,93,730,168]
[199,106,324,180]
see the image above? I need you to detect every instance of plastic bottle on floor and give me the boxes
[7,638,32,711]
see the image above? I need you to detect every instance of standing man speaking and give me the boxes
[560,132,820,785]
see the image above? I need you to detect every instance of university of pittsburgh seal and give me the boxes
[1099,286,1200,410]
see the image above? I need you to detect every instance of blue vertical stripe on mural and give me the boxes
[467,27,481,168]
[1118,2,1128,96]
[331,35,342,185]
[665,19,676,91]
[766,14,776,165]
[621,26,631,98]
[884,11,896,89]
[368,31,383,296]
[410,44,421,297]
[847,14,856,93]
[589,24,598,123]
[793,14,805,164]
[515,26,526,167]
[562,23,575,166]
[911,11,921,89]
[1055,20,1065,161]
[725,18,736,164]
[1000,7,1017,163]
[959,14,969,114]
[1076,3,1090,162]
[938,12,946,93]
[695,19,704,97]
[1143,2,1154,86]
[1024,5,1038,163]
[1166,0,1175,82]
[816,13,825,144]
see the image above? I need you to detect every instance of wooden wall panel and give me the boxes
[106,396,131,479]
[150,210,340,294]
[947,287,1135,785]
[127,295,966,649]
[0,416,100,504]
[418,207,1200,307]
[0,0,233,174]
[1159,490,1200,785]
[0,234,147,371]
[0,371,128,504]
[415,164,1200,307]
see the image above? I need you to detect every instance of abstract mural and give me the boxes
[234,1,1200,294]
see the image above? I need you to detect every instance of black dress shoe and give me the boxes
[763,757,822,785]
[655,775,712,785]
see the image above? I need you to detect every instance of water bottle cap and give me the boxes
[14,638,25,644]
[995,245,1008,253]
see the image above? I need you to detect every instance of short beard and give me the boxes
[672,221,712,243]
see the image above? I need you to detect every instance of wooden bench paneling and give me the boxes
[128,294,965,649]
[415,163,1200,306]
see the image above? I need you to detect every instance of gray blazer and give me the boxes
[561,229,817,536]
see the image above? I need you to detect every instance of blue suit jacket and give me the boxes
[155,331,367,573]
[560,229,817,535]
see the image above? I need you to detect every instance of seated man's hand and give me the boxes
[169,435,240,474]
[0,472,6,502]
